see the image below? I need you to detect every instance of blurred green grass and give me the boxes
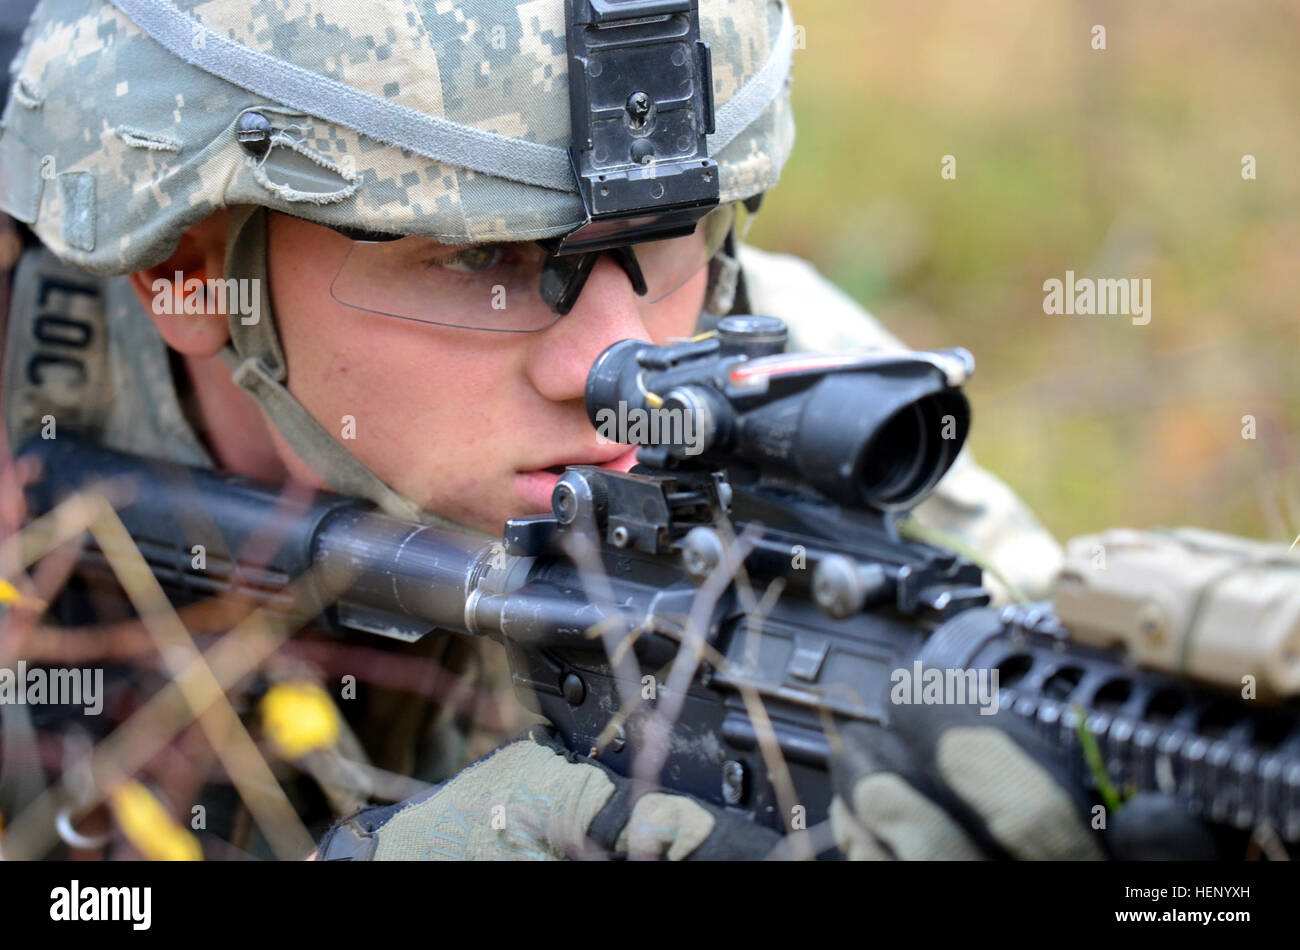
[748,0,1300,543]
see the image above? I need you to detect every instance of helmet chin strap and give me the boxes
[705,227,745,318]
[219,206,477,533]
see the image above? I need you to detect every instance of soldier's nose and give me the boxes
[524,253,652,404]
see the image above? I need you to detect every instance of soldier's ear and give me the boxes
[128,212,231,358]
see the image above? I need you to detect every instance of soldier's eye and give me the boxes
[427,245,505,274]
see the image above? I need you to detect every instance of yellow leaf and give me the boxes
[109,780,203,861]
[0,578,46,611]
[260,681,341,759]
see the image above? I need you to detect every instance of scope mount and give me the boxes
[503,463,989,623]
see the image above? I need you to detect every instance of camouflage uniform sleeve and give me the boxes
[736,243,1063,602]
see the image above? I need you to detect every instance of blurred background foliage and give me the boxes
[747,0,1300,544]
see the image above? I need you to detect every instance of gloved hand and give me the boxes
[316,725,779,861]
[828,698,1216,860]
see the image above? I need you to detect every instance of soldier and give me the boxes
[1,0,1130,860]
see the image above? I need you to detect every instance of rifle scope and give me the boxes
[585,315,974,512]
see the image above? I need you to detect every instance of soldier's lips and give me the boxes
[515,448,638,511]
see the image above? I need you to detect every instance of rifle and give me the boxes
[23,314,1300,851]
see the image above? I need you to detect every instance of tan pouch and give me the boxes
[1054,528,1300,702]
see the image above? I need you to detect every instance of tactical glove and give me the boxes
[316,725,779,861]
[828,699,1216,860]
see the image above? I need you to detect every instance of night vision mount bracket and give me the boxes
[555,0,720,255]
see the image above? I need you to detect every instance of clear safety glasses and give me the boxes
[328,202,745,332]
